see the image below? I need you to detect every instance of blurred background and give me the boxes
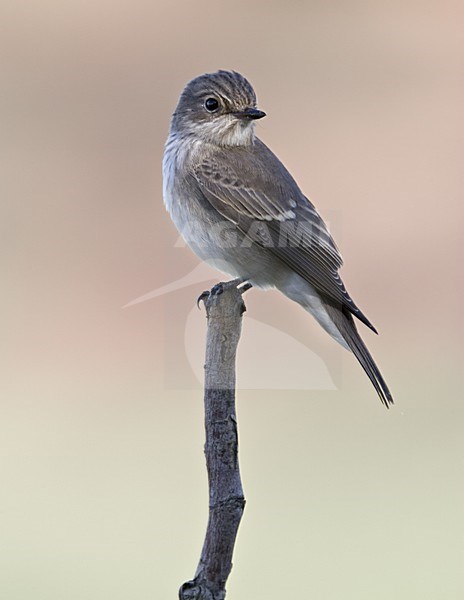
[1,1,463,598]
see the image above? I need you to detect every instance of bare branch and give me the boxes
[179,280,247,600]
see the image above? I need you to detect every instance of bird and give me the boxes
[163,70,393,407]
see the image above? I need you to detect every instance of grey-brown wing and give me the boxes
[192,138,376,332]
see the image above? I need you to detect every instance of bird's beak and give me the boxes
[234,107,266,120]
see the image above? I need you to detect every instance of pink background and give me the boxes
[2,1,463,598]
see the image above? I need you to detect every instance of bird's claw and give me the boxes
[238,281,253,294]
[197,290,210,309]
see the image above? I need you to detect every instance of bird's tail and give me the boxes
[324,303,394,408]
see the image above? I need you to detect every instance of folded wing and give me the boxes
[192,138,377,333]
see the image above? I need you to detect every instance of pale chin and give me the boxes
[196,117,256,147]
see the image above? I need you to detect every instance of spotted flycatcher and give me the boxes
[163,70,393,406]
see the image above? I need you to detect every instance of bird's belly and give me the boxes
[166,189,281,287]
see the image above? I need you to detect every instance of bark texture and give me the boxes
[179,281,247,600]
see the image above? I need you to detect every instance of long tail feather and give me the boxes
[325,303,394,408]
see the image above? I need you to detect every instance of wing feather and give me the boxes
[192,138,376,332]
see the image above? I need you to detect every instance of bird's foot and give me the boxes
[197,278,252,309]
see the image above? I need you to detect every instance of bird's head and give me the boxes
[170,70,266,147]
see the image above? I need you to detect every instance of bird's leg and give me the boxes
[216,277,253,294]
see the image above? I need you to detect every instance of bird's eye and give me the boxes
[204,97,219,112]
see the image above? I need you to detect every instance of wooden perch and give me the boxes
[179,280,249,600]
